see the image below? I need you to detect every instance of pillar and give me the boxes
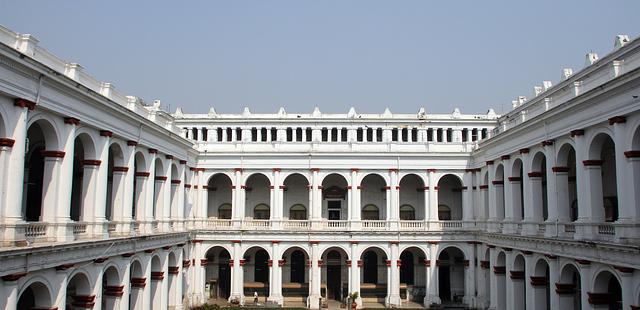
[268,242,283,305]
[230,241,244,303]
[462,170,474,224]
[387,242,401,307]
[426,242,440,304]
[427,170,438,223]
[349,242,362,308]
[464,244,477,307]
[308,242,321,309]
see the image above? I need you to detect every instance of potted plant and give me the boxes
[348,292,359,310]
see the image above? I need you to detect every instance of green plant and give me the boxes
[348,291,359,300]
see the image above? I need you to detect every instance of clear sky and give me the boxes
[1,1,639,115]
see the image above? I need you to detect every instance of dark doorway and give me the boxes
[400,252,414,285]
[219,252,231,298]
[255,250,269,283]
[363,251,378,283]
[290,250,305,283]
[328,201,341,220]
[17,286,35,309]
[327,251,342,300]
[439,265,451,301]
[25,149,44,221]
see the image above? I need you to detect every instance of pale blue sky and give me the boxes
[1,1,639,114]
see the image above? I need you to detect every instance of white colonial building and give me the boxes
[0,24,638,310]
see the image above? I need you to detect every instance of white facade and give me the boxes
[0,25,639,310]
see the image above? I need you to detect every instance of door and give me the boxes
[290,251,305,283]
[327,265,341,300]
[255,250,269,283]
[363,251,378,283]
[328,201,341,220]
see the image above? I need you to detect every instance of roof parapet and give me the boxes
[585,52,599,66]
[15,33,39,57]
[562,68,574,80]
[614,34,630,49]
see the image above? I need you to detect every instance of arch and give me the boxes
[245,173,271,220]
[0,106,6,137]
[152,158,166,220]
[281,246,310,301]
[399,204,416,220]
[511,254,526,310]
[400,246,428,302]
[360,247,388,300]
[321,246,350,302]
[204,246,232,300]
[23,120,58,222]
[588,132,619,222]
[132,151,148,221]
[207,173,233,218]
[558,263,581,309]
[67,271,93,307]
[27,115,60,150]
[437,174,463,220]
[319,245,351,261]
[494,164,506,220]
[510,158,524,221]
[592,270,622,309]
[243,246,271,299]
[150,255,163,309]
[321,173,349,221]
[438,246,467,305]
[360,174,387,220]
[70,133,97,221]
[102,265,121,310]
[17,279,53,309]
[106,142,126,221]
[399,173,425,220]
[530,151,549,221]
[557,143,578,222]
[283,173,309,220]
[532,258,551,310]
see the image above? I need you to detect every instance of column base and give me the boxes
[385,294,401,308]
[228,294,244,306]
[307,294,321,309]
[462,295,476,308]
[423,295,441,307]
[267,294,283,307]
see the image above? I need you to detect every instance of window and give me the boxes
[261,128,268,141]
[322,128,328,141]
[331,128,338,142]
[392,128,398,141]
[411,128,418,142]
[438,204,451,220]
[202,127,208,141]
[341,127,348,141]
[271,127,277,141]
[427,128,433,142]
[362,204,380,220]
[289,204,307,220]
[296,128,303,141]
[251,128,258,142]
[235,127,242,141]
[366,128,373,142]
[400,205,415,220]
[357,128,363,141]
[376,128,383,142]
[218,203,232,219]
[306,128,313,141]
[254,204,270,220]
[286,128,293,141]
[401,128,408,142]
[217,128,223,141]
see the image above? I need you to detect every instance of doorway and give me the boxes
[328,201,341,220]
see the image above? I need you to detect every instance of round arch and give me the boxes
[17,278,54,309]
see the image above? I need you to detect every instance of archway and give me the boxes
[321,173,348,221]
[510,159,524,222]
[400,247,427,302]
[70,133,96,223]
[17,281,53,309]
[132,152,147,224]
[283,174,309,220]
[23,121,54,222]
[399,174,425,220]
[243,246,270,301]
[557,144,578,223]
[494,165,505,221]
[245,174,271,220]
[167,252,180,308]
[152,159,165,222]
[531,152,549,222]
[494,251,506,310]
[360,174,387,221]
[360,247,388,304]
[129,260,145,309]
[591,270,622,309]
[168,164,179,223]
[588,133,618,222]
[558,264,581,309]
[207,174,233,218]
[66,272,94,309]
[102,266,121,310]
[281,247,310,305]
[438,174,463,220]
[321,247,349,302]
[532,259,550,310]
[512,255,526,310]
[150,255,163,309]
[482,173,489,220]
[438,247,466,305]
[204,246,232,301]
[106,143,125,223]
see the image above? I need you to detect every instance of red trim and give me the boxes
[383,186,391,190]
[70,294,96,308]
[168,267,179,275]
[493,266,506,274]
[183,260,191,268]
[104,285,124,297]
[135,172,150,177]
[309,241,320,245]
[423,259,431,267]
[510,271,524,280]
[542,139,554,146]
[614,266,634,273]
[100,130,113,137]
[583,160,603,166]
[0,138,15,147]
[521,251,533,255]
[346,260,352,267]
[426,168,437,172]
[608,115,626,125]
[528,171,543,178]
[234,168,243,172]
[93,257,108,264]
[121,253,135,257]
[625,151,640,158]
[545,254,557,259]
[171,179,181,184]
[40,150,65,158]
[144,249,154,253]
[278,260,285,267]
[200,259,208,266]
[385,260,392,267]
[184,184,191,188]
[148,148,158,154]
[479,185,488,189]
[575,259,591,265]
[239,259,246,266]
[485,160,494,165]
[310,168,320,172]
[126,140,138,146]
[165,155,174,160]
[351,168,360,172]
[388,168,398,172]
[555,283,576,295]
[502,247,512,252]
[179,160,187,164]
[1,272,27,281]
[530,276,548,286]
[486,244,495,248]
[14,98,36,110]
[552,166,569,173]
[267,260,273,267]
[82,160,101,166]
[271,240,280,244]
[519,148,530,154]
[64,117,80,126]
[55,264,74,271]
[501,155,510,160]
[570,129,584,137]
[272,168,281,172]
[465,168,476,172]
[388,241,399,245]
[350,241,359,244]
[508,177,522,182]
[131,277,146,288]
[113,166,129,172]
[357,260,363,267]
[492,180,504,185]
[428,241,439,245]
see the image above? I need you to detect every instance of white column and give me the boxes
[462,170,474,223]
[548,257,559,310]
[388,169,399,226]
[268,241,283,305]
[230,241,244,303]
[233,168,244,227]
[426,243,440,304]
[311,169,321,221]
[272,169,282,225]
[308,242,321,309]
[501,157,513,226]
[349,242,362,308]
[56,120,78,240]
[427,170,438,222]
[1,278,19,310]
[464,244,476,307]
[350,169,361,229]
[2,100,32,243]
[387,242,401,307]
[93,132,110,236]
[619,268,634,310]
[524,254,535,310]
[505,251,515,310]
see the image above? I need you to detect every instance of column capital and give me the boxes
[0,138,15,147]
[608,115,626,125]
[99,130,113,137]
[13,98,36,110]
[64,117,80,126]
